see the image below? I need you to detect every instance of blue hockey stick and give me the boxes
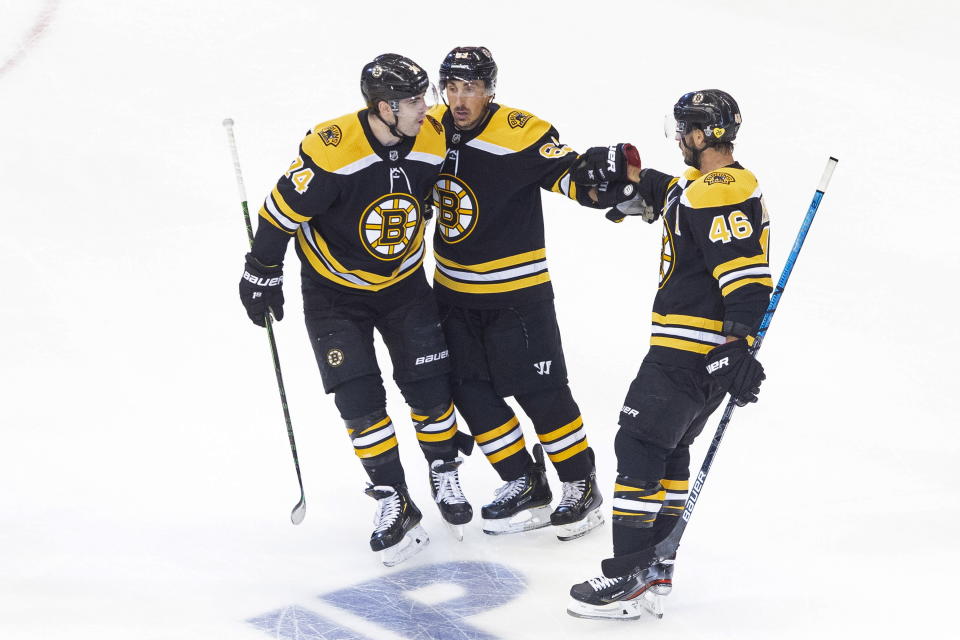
[602,156,839,578]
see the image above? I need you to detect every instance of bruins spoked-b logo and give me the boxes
[326,348,344,367]
[432,174,479,244]
[507,110,532,129]
[318,125,342,147]
[359,193,420,260]
[658,222,676,289]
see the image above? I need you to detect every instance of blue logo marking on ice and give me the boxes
[248,561,526,640]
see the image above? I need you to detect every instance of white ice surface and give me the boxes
[2,1,958,639]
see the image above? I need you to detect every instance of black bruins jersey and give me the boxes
[636,163,772,368]
[427,103,592,308]
[251,109,446,293]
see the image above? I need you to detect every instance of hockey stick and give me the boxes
[602,156,839,578]
[223,118,306,525]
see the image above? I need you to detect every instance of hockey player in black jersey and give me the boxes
[566,90,770,619]
[428,47,638,540]
[238,54,474,566]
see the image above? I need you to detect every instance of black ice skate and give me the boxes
[429,457,473,541]
[481,444,553,535]
[566,558,675,620]
[550,448,604,541]
[364,484,429,567]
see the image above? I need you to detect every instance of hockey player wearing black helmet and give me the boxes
[567,89,770,620]
[427,46,639,543]
[238,53,474,568]
[361,53,437,142]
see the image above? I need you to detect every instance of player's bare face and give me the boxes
[444,79,491,130]
[394,94,429,137]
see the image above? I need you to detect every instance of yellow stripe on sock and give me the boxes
[416,424,458,443]
[547,438,588,462]
[486,437,527,464]
[538,416,583,443]
[354,436,398,459]
[475,416,520,444]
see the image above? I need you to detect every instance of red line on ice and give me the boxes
[0,0,60,79]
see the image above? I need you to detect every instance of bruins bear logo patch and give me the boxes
[507,110,532,129]
[318,125,342,147]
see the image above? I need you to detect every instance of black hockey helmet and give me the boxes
[360,53,430,111]
[438,46,498,93]
[673,89,741,144]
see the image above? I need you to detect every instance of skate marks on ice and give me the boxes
[248,561,526,640]
[0,0,60,79]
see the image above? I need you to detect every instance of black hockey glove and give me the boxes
[570,143,641,186]
[605,185,659,224]
[704,340,766,407]
[239,252,284,327]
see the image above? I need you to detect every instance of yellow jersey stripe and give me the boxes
[650,336,715,354]
[475,416,520,444]
[434,248,547,273]
[297,234,424,291]
[486,437,527,463]
[721,277,773,298]
[538,416,583,443]
[660,479,689,491]
[712,254,768,280]
[271,187,311,222]
[547,438,589,463]
[259,206,292,233]
[434,270,550,294]
[652,313,723,331]
[355,436,398,459]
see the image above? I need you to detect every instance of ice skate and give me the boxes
[429,457,473,541]
[567,559,674,620]
[550,449,603,541]
[364,484,429,567]
[481,444,552,535]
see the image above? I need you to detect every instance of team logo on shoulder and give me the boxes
[326,348,344,367]
[658,221,676,289]
[432,174,479,244]
[359,193,420,260]
[704,171,735,185]
[318,125,342,147]
[507,110,532,128]
[425,114,442,135]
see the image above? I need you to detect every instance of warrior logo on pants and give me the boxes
[359,193,420,260]
[433,174,479,244]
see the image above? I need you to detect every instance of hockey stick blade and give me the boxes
[601,157,839,579]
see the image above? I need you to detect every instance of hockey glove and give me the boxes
[605,186,660,224]
[570,143,641,186]
[589,181,638,209]
[239,252,284,327]
[704,340,765,407]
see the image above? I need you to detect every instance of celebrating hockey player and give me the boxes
[566,90,770,618]
[428,47,637,540]
[238,53,474,566]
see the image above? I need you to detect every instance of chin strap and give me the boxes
[375,102,411,141]
[680,133,705,169]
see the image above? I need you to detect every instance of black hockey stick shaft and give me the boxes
[602,157,838,578]
[223,118,306,525]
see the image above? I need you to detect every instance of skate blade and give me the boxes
[380,524,430,567]
[639,591,665,619]
[482,505,552,535]
[444,521,465,542]
[566,597,644,621]
[555,507,604,541]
